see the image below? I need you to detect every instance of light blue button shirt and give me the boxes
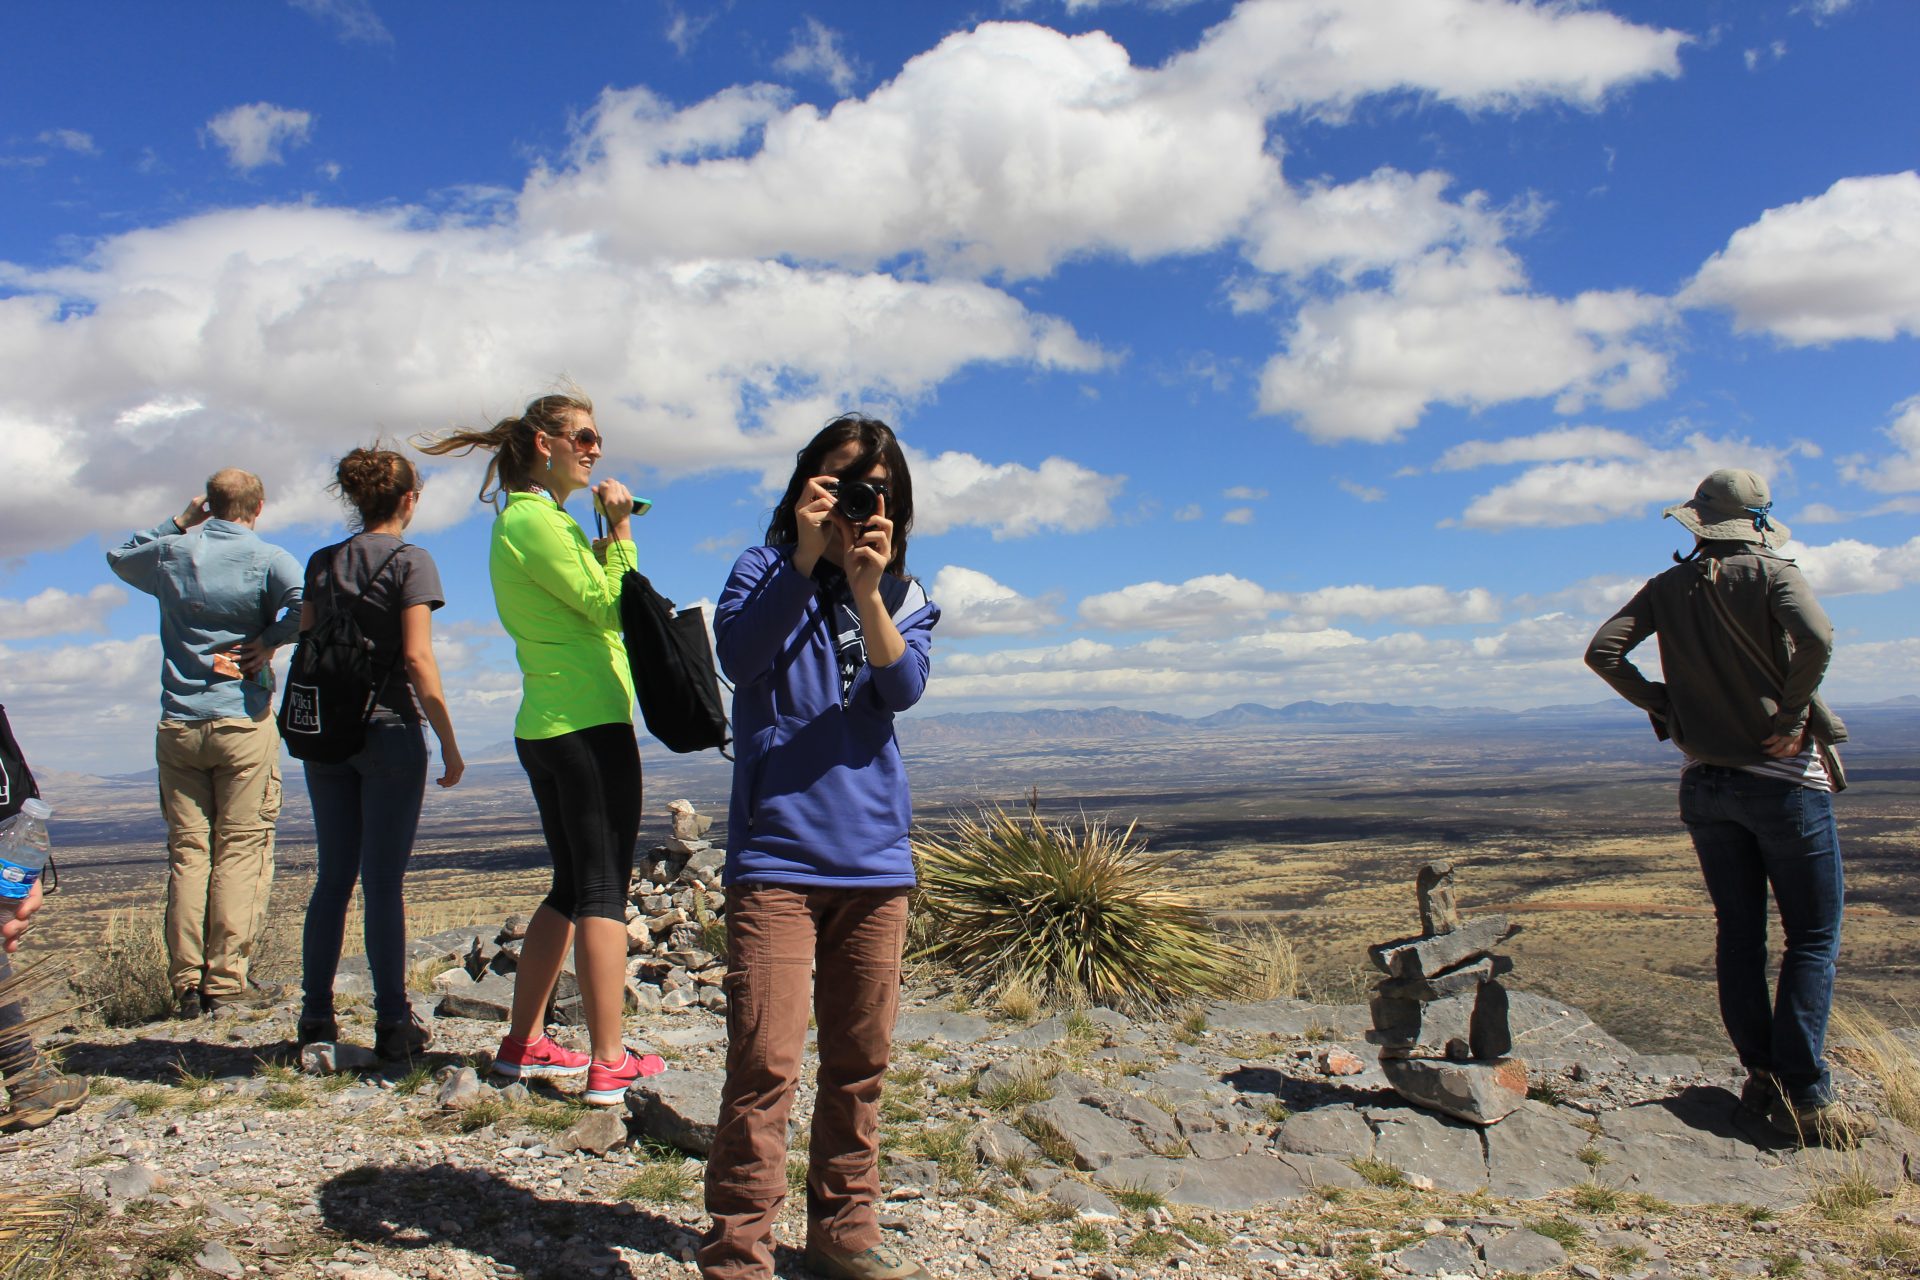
[107,519,305,721]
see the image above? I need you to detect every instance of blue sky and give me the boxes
[2,0,1916,774]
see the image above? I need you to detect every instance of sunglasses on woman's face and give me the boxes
[554,426,602,450]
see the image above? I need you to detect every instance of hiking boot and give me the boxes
[802,1239,933,1280]
[1768,1095,1878,1148]
[1737,1070,1781,1118]
[173,987,202,1020]
[374,1010,433,1061]
[583,1048,667,1107]
[296,1013,340,1048]
[0,1053,89,1132]
[201,993,227,1021]
[492,1032,590,1081]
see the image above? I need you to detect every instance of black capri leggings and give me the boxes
[515,722,642,923]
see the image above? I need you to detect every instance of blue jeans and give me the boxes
[301,720,428,1024]
[1680,765,1843,1106]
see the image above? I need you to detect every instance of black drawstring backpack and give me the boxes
[277,544,406,763]
[616,569,732,757]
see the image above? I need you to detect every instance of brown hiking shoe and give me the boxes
[803,1240,932,1280]
[1768,1096,1878,1148]
[0,1053,89,1131]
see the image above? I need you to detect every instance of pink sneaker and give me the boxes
[583,1049,667,1107]
[493,1032,590,1081]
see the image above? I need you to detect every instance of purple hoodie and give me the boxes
[714,544,939,887]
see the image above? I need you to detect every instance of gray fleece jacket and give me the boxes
[1584,541,1847,767]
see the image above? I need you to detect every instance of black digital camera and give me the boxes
[829,478,888,523]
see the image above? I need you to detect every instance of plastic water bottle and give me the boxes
[0,798,52,921]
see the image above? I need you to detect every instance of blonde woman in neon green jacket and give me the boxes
[419,392,666,1106]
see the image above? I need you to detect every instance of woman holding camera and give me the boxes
[699,415,940,1280]
[418,392,664,1106]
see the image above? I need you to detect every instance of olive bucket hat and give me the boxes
[1663,468,1790,546]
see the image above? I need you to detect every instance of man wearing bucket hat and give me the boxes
[1585,468,1872,1147]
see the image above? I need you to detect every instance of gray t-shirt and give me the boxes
[302,534,445,721]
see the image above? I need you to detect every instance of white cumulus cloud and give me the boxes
[1433,424,1651,471]
[1456,434,1792,529]
[0,585,128,640]
[927,566,1063,638]
[1681,172,1920,344]
[913,450,1126,540]
[1259,246,1674,441]
[776,18,861,96]
[1839,394,1920,493]
[37,129,96,155]
[288,0,392,44]
[1784,535,1920,596]
[204,102,315,170]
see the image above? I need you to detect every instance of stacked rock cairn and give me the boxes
[433,799,730,1024]
[1366,861,1526,1125]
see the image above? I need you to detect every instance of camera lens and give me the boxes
[836,480,879,523]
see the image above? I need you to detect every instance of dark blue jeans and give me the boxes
[301,720,428,1024]
[1680,765,1843,1107]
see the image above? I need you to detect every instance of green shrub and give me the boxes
[912,800,1241,1012]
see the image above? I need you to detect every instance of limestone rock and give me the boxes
[1368,914,1509,979]
[104,1161,163,1200]
[299,1041,377,1075]
[972,1121,1042,1167]
[893,1009,993,1046]
[1021,1098,1148,1170]
[667,798,713,841]
[1374,954,1513,1002]
[1382,1057,1527,1127]
[560,1108,631,1155]
[1480,1228,1569,1275]
[1049,1179,1122,1220]
[628,1070,727,1155]
[1368,990,1476,1058]
[435,1067,486,1111]
[1484,1102,1601,1198]
[1416,861,1459,936]
[193,1240,246,1279]
[1318,1048,1366,1076]
[1368,1106,1491,1194]
[435,973,518,1022]
[1392,1233,1480,1277]
[1276,1105,1375,1160]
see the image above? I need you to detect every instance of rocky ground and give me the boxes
[12,946,1920,1280]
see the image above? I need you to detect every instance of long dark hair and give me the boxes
[413,391,592,507]
[766,414,914,576]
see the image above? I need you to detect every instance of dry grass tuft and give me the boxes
[1231,924,1302,1001]
[69,911,170,1027]
[1830,1004,1920,1132]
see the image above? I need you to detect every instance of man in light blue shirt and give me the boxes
[108,468,303,1018]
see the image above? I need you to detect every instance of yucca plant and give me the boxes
[911,797,1241,1013]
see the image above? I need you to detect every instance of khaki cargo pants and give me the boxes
[156,714,282,999]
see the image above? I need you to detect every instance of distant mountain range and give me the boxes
[79,694,1920,779]
[895,694,1920,745]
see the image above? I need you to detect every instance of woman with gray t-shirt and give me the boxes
[296,447,463,1061]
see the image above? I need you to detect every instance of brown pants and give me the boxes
[156,715,282,999]
[699,885,909,1280]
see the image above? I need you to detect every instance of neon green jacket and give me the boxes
[489,491,638,740]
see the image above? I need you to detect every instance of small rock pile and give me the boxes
[428,799,731,1025]
[1366,860,1526,1125]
